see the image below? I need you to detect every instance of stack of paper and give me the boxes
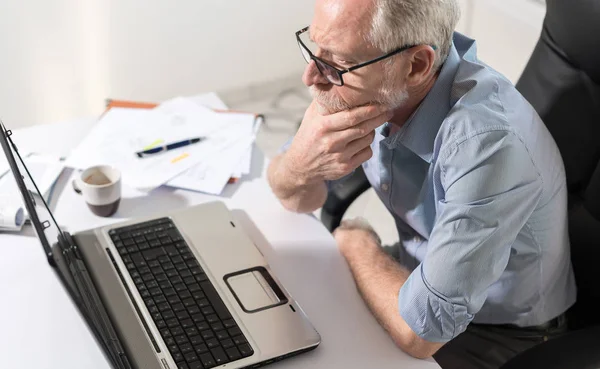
[65,93,261,195]
[0,153,64,231]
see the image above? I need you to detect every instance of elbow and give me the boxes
[390,329,443,360]
[279,196,323,214]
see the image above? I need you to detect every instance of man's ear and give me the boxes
[404,46,436,87]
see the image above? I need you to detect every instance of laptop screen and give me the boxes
[0,122,64,261]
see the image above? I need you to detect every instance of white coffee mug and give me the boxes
[73,165,122,217]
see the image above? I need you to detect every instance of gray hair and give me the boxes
[368,0,461,71]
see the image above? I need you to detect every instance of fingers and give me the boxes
[338,112,389,142]
[345,130,375,158]
[327,104,391,131]
[350,145,373,168]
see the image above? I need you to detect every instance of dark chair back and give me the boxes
[515,0,600,329]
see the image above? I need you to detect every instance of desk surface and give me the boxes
[0,118,440,369]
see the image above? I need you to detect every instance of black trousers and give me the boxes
[432,316,568,369]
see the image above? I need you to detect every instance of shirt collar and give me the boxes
[381,34,466,163]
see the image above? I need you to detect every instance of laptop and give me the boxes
[0,122,320,369]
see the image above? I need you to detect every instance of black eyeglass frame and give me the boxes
[296,26,436,86]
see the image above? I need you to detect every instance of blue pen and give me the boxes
[135,137,205,158]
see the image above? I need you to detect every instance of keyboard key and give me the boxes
[189,284,201,293]
[186,327,199,336]
[201,330,215,340]
[171,327,185,337]
[184,352,199,363]
[201,306,215,316]
[191,314,205,323]
[181,253,194,261]
[232,335,247,346]
[176,311,190,321]
[160,328,172,338]
[163,262,176,271]
[172,303,186,313]
[158,255,170,263]
[165,245,179,257]
[151,312,162,322]
[177,362,189,369]
[206,314,219,324]
[184,276,196,285]
[172,255,184,264]
[151,266,163,275]
[189,335,204,346]
[138,266,151,275]
[167,318,179,328]
[174,284,188,294]
[154,295,167,304]
[180,342,194,354]
[144,298,155,307]
[155,273,168,282]
[168,295,181,305]
[165,337,176,346]
[175,335,189,345]
[179,290,192,300]
[146,280,158,289]
[134,236,145,244]
[221,338,234,349]
[164,288,176,297]
[226,347,241,361]
[223,319,236,329]
[180,269,193,278]
[163,310,175,320]
[150,288,162,297]
[199,352,215,368]
[195,274,208,283]
[138,242,150,251]
[195,343,209,354]
[124,239,135,246]
[173,352,184,363]
[142,273,155,282]
[197,299,209,308]
[171,276,184,285]
[122,255,132,263]
[176,263,189,272]
[156,320,167,329]
[211,322,224,331]
[192,291,205,300]
[159,280,172,289]
[126,262,136,271]
[215,330,228,341]
[228,327,242,337]
[238,343,253,357]
[187,362,202,369]
[206,338,219,349]
[140,290,151,299]
[181,319,194,330]
[188,306,201,315]
[166,270,179,279]
[183,298,196,308]
[148,260,160,268]
[148,305,160,314]
[211,347,229,365]
[149,240,161,248]
[196,321,210,332]
[126,245,139,253]
[190,266,203,275]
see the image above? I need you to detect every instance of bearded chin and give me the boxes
[310,85,409,115]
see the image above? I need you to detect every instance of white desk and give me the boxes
[0,118,440,369]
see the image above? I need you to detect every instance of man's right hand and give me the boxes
[283,101,393,185]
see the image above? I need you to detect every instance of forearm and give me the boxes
[342,241,442,358]
[267,153,328,213]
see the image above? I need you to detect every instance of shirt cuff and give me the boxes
[398,264,474,342]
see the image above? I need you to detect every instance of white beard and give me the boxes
[309,85,408,115]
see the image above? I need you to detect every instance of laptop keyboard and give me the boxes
[109,217,254,369]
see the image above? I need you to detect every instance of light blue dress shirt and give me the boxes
[358,32,576,342]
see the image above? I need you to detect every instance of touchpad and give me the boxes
[225,267,287,313]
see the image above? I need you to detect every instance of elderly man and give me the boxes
[267,0,576,368]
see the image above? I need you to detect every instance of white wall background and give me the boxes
[0,0,314,129]
[0,0,546,130]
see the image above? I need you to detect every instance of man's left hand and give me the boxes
[333,218,381,258]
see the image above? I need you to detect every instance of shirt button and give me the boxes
[381,183,389,192]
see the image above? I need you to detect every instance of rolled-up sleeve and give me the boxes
[399,130,544,342]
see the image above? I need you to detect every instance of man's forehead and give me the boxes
[311,0,375,53]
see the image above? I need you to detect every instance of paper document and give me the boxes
[167,136,254,195]
[188,92,229,111]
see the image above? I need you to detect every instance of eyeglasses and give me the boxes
[296,26,435,86]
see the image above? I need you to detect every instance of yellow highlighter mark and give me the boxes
[143,139,164,150]
[171,153,190,164]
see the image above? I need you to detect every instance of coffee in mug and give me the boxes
[73,165,122,217]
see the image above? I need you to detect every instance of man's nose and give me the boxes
[302,60,331,87]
